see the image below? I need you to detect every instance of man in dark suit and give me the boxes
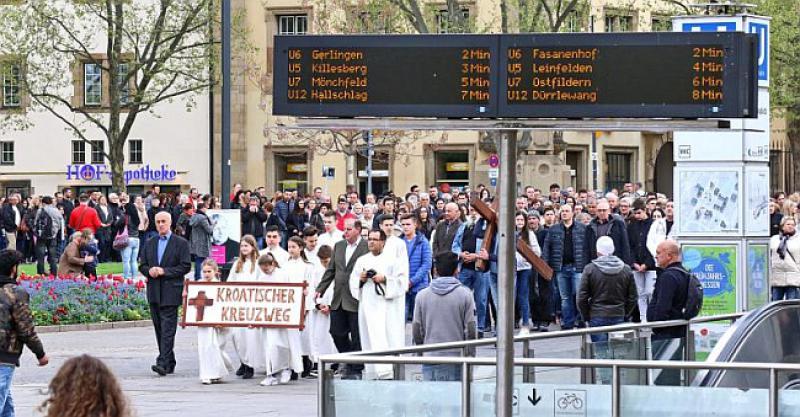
[315,218,368,379]
[139,211,191,376]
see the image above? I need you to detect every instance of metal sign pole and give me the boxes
[221,0,231,208]
[496,129,517,417]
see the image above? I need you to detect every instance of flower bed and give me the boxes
[17,274,150,326]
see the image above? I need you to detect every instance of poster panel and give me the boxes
[206,209,241,264]
[746,243,769,310]
[681,244,738,316]
[676,169,741,235]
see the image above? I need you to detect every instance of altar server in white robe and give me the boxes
[192,259,234,384]
[309,244,338,361]
[349,229,409,380]
[226,235,264,380]
[303,226,321,266]
[377,214,410,281]
[285,236,316,378]
[257,252,304,386]
[260,225,289,265]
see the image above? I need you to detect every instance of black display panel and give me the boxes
[273,35,498,118]
[273,32,757,119]
[499,32,757,118]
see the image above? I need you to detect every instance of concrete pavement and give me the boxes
[11,325,583,417]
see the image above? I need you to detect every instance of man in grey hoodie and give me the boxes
[577,236,637,343]
[413,252,477,381]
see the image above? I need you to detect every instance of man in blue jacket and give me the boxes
[542,205,589,330]
[400,214,432,322]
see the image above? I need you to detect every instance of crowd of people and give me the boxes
[1,181,796,386]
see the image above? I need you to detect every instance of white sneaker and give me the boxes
[519,327,530,335]
[259,376,279,386]
[279,369,292,384]
[201,379,212,385]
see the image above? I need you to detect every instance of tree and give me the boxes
[0,0,220,191]
[753,0,800,189]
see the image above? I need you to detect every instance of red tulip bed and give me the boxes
[16,274,150,326]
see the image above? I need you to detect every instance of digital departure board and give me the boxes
[273,32,757,119]
[274,35,498,118]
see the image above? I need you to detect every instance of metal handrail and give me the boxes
[318,354,790,417]
[352,312,745,357]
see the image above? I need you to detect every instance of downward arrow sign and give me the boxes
[528,389,542,406]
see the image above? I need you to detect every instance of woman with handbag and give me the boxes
[769,216,800,301]
[119,194,140,280]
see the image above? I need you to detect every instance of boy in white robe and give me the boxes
[188,259,234,384]
[260,226,289,265]
[226,236,264,379]
[349,229,408,380]
[258,253,304,386]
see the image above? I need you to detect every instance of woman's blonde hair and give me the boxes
[235,235,259,274]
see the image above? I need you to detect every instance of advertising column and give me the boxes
[672,14,770,358]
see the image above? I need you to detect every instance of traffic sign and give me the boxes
[488,153,499,168]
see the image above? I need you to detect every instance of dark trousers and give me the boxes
[329,308,364,374]
[150,304,179,371]
[35,238,58,275]
[530,272,553,324]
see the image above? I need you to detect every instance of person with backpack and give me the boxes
[648,240,700,340]
[34,196,63,275]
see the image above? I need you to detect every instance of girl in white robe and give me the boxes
[194,259,234,384]
[257,253,304,386]
[226,235,264,379]
[309,245,338,362]
[285,236,317,378]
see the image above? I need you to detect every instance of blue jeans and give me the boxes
[588,316,626,343]
[556,266,582,329]
[121,237,140,279]
[422,364,462,381]
[405,292,417,322]
[194,257,206,280]
[772,286,800,301]
[458,268,488,331]
[255,237,264,250]
[0,364,15,417]
[516,269,532,326]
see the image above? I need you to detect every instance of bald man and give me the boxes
[431,202,463,263]
[648,240,689,340]
[139,211,191,376]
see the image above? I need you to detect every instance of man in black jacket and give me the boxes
[648,240,689,340]
[241,196,267,249]
[627,199,657,322]
[578,236,637,339]
[586,199,632,265]
[0,250,48,415]
[139,212,192,376]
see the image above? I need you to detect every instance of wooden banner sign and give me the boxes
[180,281,307,329]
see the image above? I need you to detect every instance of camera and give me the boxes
[365,269,377,279]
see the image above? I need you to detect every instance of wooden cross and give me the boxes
[470,193,554,280]
[188,291,214,322]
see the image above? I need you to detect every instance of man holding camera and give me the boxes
[349,229,408,380]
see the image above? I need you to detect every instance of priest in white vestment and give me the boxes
[260,226,289,265]
[349,229,409,380]
[377,214,410,281]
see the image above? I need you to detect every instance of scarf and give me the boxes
[778,232,795,260]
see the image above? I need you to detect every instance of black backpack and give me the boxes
[669,266,704,319]
[33,209,54,241]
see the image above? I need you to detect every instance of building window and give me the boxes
[564,10,582,32]
[651,15,672,32]
[605,152,633,192]
[2,62,21,108]
[436,8,470,33]
[605,13,634,32]
[129,139,142,164]
[278,15,308,35]
[357,147,390,197]
[434,150,470,191]
[90,140,104,164]
[117,62,130,105]
[0,141,13,166]
[273,151,308,195]
[84,62,102,106]
[72,140,86,164]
